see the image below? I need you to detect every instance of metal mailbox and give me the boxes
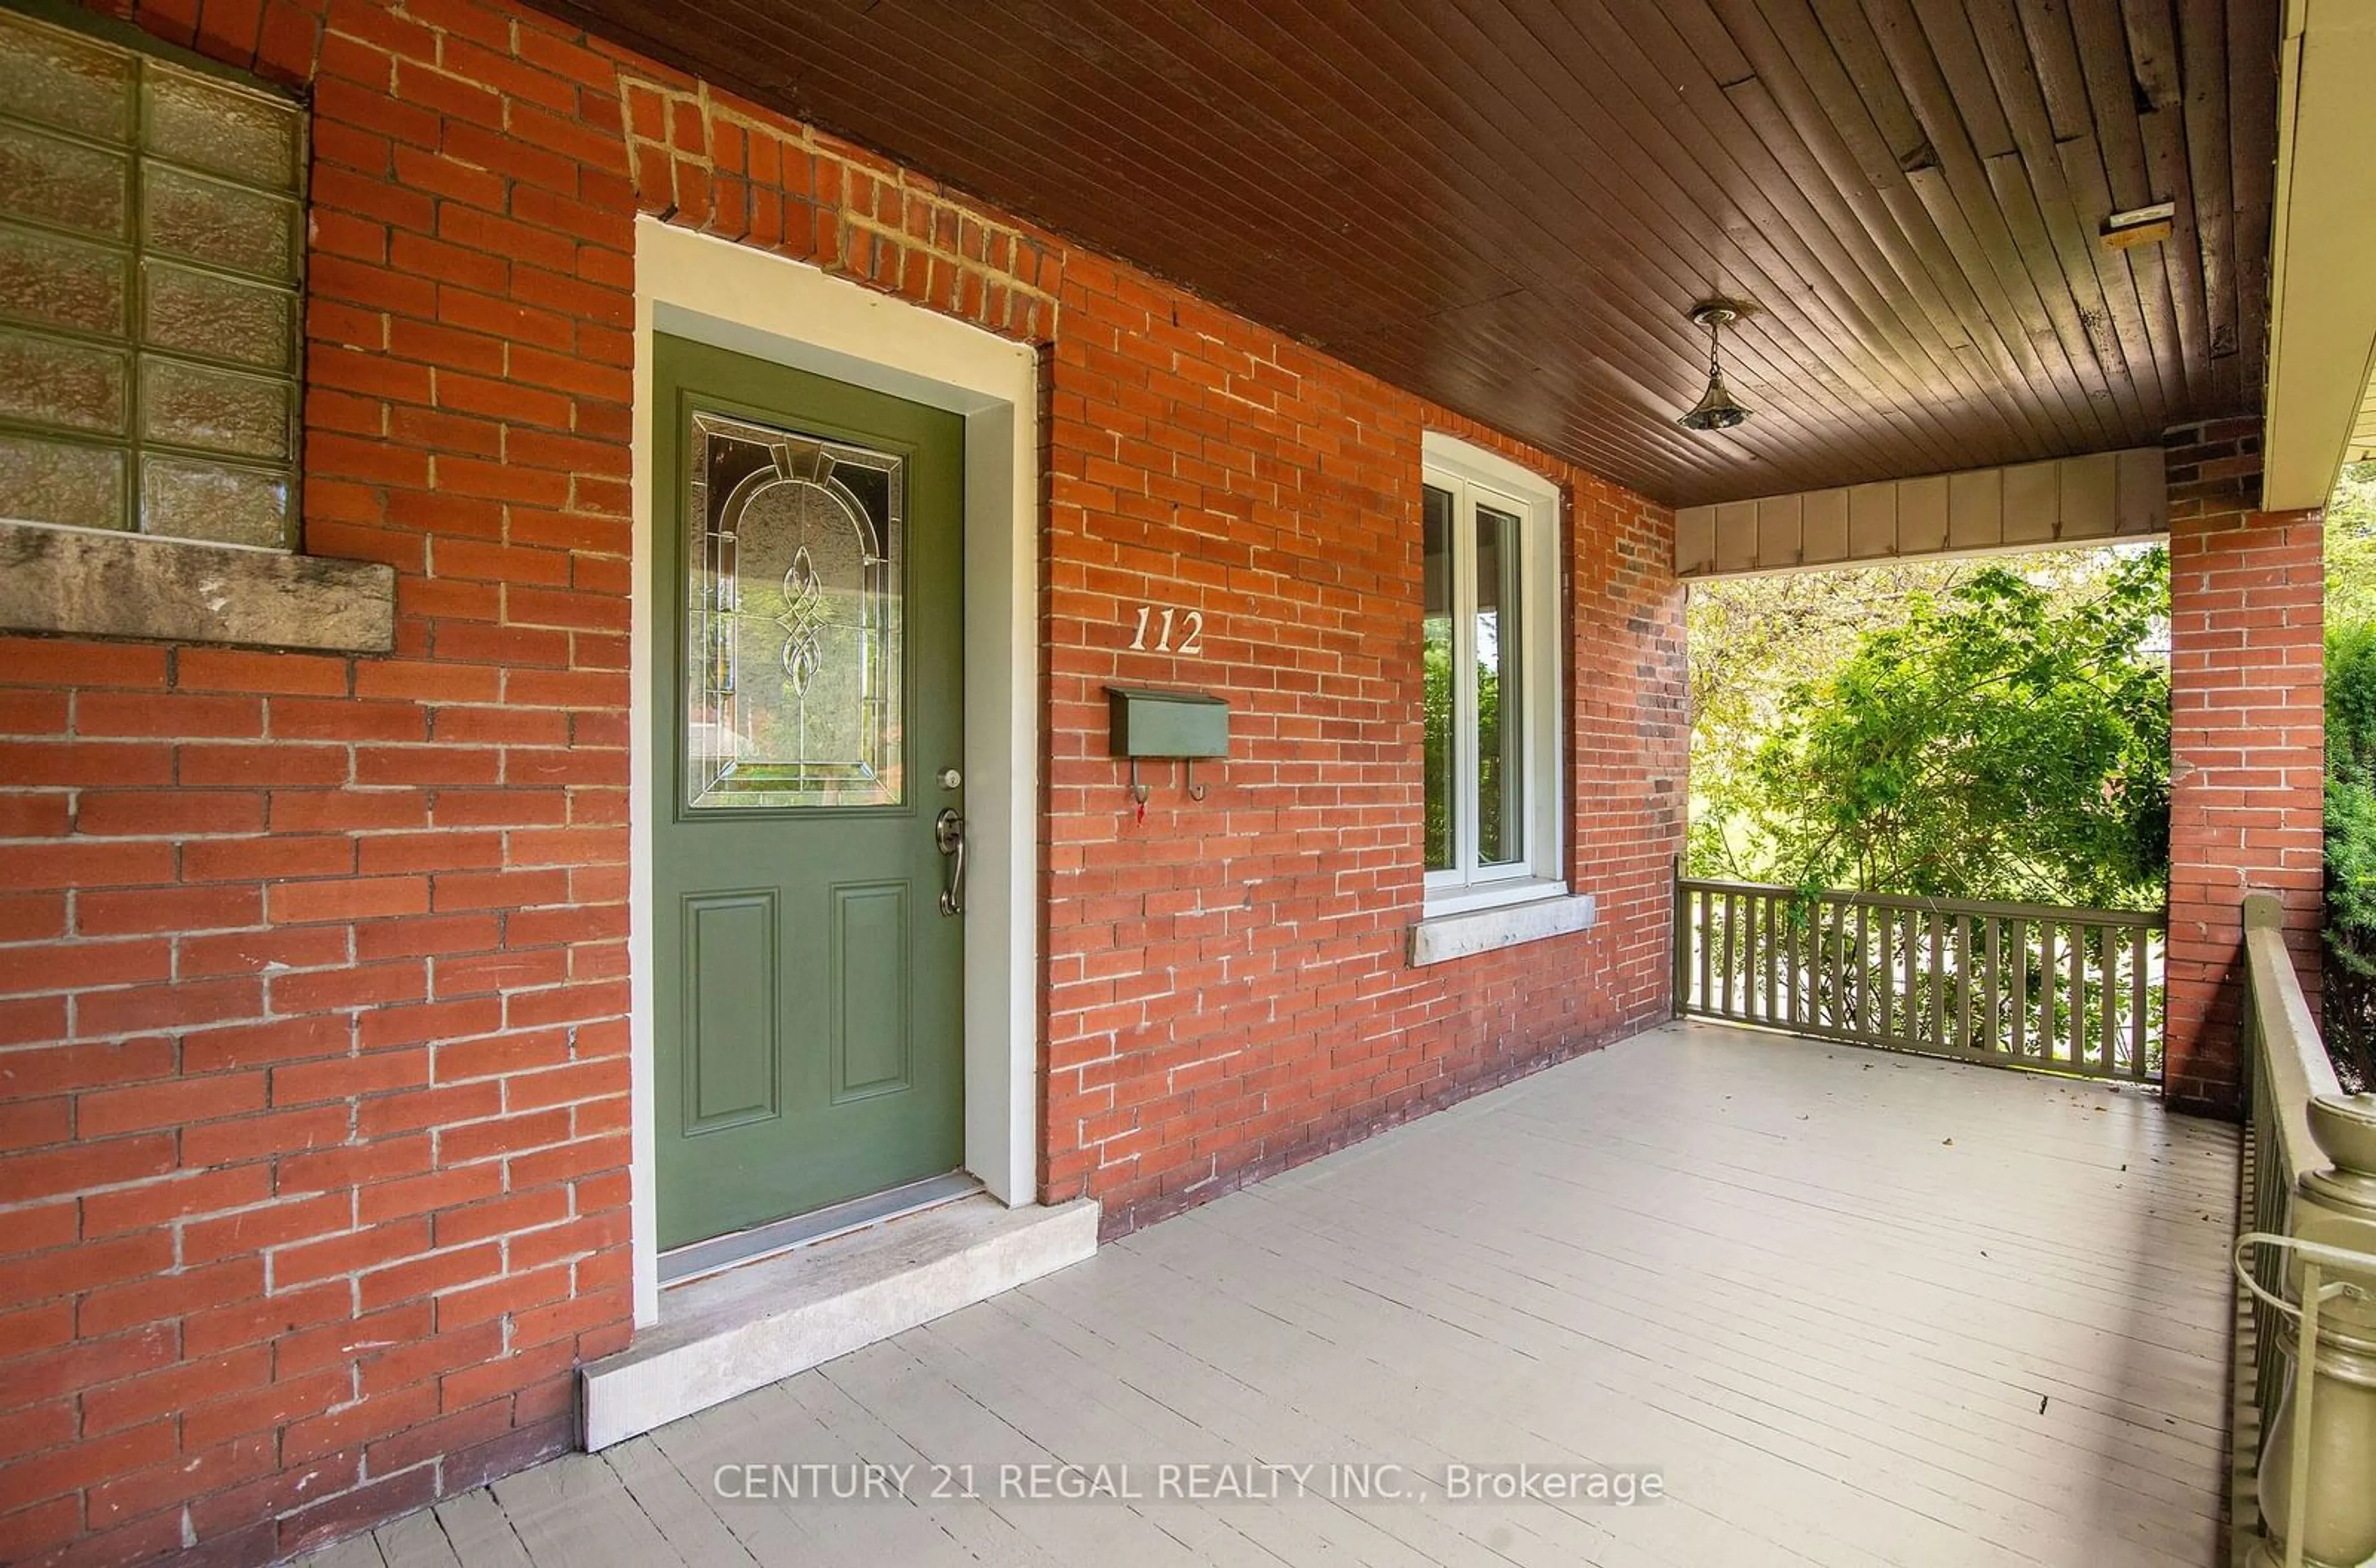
[1106,686,1229,759]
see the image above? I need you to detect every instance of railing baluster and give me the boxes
[1846,902,1862,1036]
[1813,898,1830,1033]
[1875,901,1893,1045]
[1697,887,1711,1014]
[1887,903,1902,1044]
[1825,898,1843,1035]
[2097,924,2117,1078]
[1672,863,1689,1017]
[2008,917,2027,1061]
[1864,902,1880,1042]
[2069,921,2088,1070]
[2072,917,2091,1079]
[1954,915,1973,1053]
[1875,902,1892,1043]
[1784,897,1801,1029]
[1901,898,1919,1045]
[1762,894,1780,1023]
[1732,895,1747,1022]
[1849,901,1867,1040]
[2038,920,2057,1066]
[1750,895,1767,1022]
[1720,893,1737,1019]
[2130,924,2150,1080]
[1926,909,1946,1049]
[1983,916,2002,1061]
[1842,898,1858,1037]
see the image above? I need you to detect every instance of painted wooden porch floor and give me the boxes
[301,1020,2242,1568]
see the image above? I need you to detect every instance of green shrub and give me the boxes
[2323,619,2376,1088]
[1710,549,2170,908]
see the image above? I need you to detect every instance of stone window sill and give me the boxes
[1407,891,1598,967]
[0,520,395,654]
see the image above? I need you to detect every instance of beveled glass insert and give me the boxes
[0,223,126,336]
[139,355,292,460]
[141,164,299,283]
[141,64,301,187]
[684,410,906,810]
[0,9,132,143]
[140,452,291,546]
[0,327,126,434]
[141,261,294,370]
[0,123,129,239]
[0,433,124,532]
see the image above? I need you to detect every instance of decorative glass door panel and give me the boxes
[684,411,905,810]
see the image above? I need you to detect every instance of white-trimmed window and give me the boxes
[1420,433,1564,915]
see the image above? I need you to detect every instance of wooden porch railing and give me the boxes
[1673,869,2166,1083]
[2228,891,2376,1568]
[2236,895,2337,1554]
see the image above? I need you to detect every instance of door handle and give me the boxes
[934,808,966,916]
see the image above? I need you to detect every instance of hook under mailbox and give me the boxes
[1108,686,1229,808]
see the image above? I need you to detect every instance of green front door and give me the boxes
[652,334,966,1251]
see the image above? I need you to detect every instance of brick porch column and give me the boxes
[2163,418,2324,1115]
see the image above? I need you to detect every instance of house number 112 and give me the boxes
[1127,605,1204,655]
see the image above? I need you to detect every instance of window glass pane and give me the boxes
[1422,484,1455,873]
[142,260,295,370]
[0,327,127,434]
[141,64,301,187]
[1474,502,1523,868]
[0,223,127,336]
[139,354,293,460]
[141,452,290,546]
[0,432,124,531]
[141,163,299,283]
[0,123,131,239]
[0,9,134,142]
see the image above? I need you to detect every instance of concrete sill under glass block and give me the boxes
[0,519,395,653]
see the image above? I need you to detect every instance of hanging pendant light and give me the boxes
[1677,299,1754,431]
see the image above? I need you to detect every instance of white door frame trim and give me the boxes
[629,217,1041,1327]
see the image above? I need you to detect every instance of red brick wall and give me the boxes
[2164,418,2324,1114]
[0,0,1683,1561]
[2,2,648,1562]
[1040,251,1685,1230]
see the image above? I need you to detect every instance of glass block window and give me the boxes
[0,7,304,548]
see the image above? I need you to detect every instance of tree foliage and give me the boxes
[2323,622,2376,952]
[2323,463,2376,626]
[1688,559,1995,882]
[1421,631,1505,868]
[1690,549,2171,908]
[2321,463,2376,1088]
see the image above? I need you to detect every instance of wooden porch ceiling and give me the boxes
[551,0,2281,510]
